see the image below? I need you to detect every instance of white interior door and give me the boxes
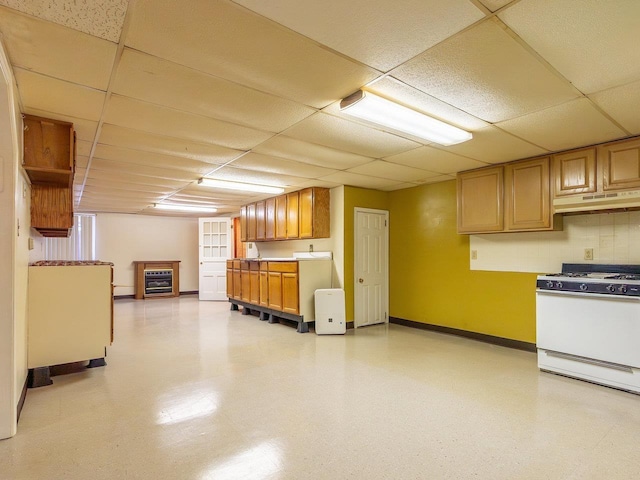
[354,208,389,328]
[199,217,231,301]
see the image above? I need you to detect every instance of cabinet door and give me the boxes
[265,197,276,240]
[23,114,74,186]
[282,272,299,315]
[267,272,283,310]
[255,201,266,241]
[599,138,640,191]
[286,191,299,239]
[226,261,233,297]
[259,270,269,307]
[249,270,260,304]
[232,267,242,300]
[505,157,552,231]
[275,194,287,240]
[457,167,504,234]
[240,262,251,302]
[246,203,257,242]
[298,187,314,238]
[240,206,247,242]
[553,148,596,197]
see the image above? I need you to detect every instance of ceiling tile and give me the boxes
[416,174,456,185]
[384,146,488,174]
[252,136,372,170]
[230,152,337,178]
[89,158,202,183]
[76,155,89,170]
[391,18,579,122]
[76,140,92,157]
[378,182,418,192]
[441,125,548,163]
[590,80,640,135]
[496,98,627,152]
[98,124,242,165]
[291,179,341,190]
[93,144,224,176]
[0,0,127,42]
[84,170,187,189]
[104,95,273,150]
[21,108,98,141]
[0,7,116,90]
[204,166,309,188]
[232,0,484,72]
[477,0,512,12]
[112,49,316,132]
[500,0,640,93]
[282,112,420,158]
[176,184,253,200]
[125,0,379,108]
[347,160,439,183]
[15,69,105,120]
[318,171,407,190]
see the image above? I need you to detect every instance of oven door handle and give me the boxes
[536,289,640,302]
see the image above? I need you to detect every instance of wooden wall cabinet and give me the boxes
[552,148,596,197]
[31,184,73,237]
[23,114,74,187]
[505,157,552,231]
[599,138,640,191]
[457,166,504,234]
[286,191,299,239]
[246,203,257,242]
[256,201,266,241]
[299,187,330,239]
[265,197,276,240]
[275,194,287,240]
[240,206,247,242]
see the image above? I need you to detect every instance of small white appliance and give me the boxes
[314,288,346,335]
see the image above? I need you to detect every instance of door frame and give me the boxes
[198,217,232,301]
[354,207,389,329]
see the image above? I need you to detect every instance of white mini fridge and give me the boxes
[314,288,346,335]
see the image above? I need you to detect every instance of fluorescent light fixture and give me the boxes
[340,90,472,146]
[154,203,217,213]
[198,178,285,194]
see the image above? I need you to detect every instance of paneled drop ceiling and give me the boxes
[1,0,639,216]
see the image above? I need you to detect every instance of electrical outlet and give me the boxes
[471,250,478,260]
[584,248,594,260]
[309,244,313,252]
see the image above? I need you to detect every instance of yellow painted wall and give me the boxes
[388,180,537,343]
[343,186,389,322]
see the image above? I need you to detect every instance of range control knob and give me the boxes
[618,285,628,294]
[579,284,588,291]
[546,280,554,288]
[556,281,563,289]
[606,284,616,292]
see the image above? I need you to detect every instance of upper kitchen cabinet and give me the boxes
[286,191,299,239]
[275,194,287,240]
[457,166,504,234]
[552,148,596,197]
[23,114,75,187]
[265,197,276,240]
[256,200,266,241]
[240,206,248,242]
[299,187,330,239]
[599,138,640,191]
[505,157,556,231]
[246,203,257,242]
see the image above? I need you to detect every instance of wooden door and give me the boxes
[354,209,388,328]
[504,157,551,231]
[275,195,287,240]
[256,201,266,241]
[599,138,640,191]
[286,192,299,239]
[282,272,299,314]
[265,197,276,240]
[553,148,596,197]
[198,217,231,301]
[457,166,504,234]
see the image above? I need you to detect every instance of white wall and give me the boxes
[95,213,199,296]
[470,210,640,273]
[252,186,344,288]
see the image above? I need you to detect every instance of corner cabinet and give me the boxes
[457,157,560,234]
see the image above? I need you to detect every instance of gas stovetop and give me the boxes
[537,264,640,297]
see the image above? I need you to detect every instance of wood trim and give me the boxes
[389,317,536,352]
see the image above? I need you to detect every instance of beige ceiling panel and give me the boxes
[0,0,127,42]
[206,166,309,188]
[347,160,439,183]
[391,19,579,123]
[233,0,484,72]
[81,189,161,202]
[104,95,272,150]
[125,0,379,108]
[378,183,419,192]
[76,155,89,170]
[252,136,372,170]
[85,170,187,189]
[318,171,406,190]
[76,140,92,157]
[175,186,251,202]
[15,69,105,121]
[416,174,457,185]
[0,8,116,90]
[22,108,98,141]
[291,179,342,190]
[590,80,640,135]
[282,113,420,158]
[113,49,316,132]
[83,177,177,194]
[93,144,223,176]
[363,77,489,131]
[169,192,247,205]
[496,98,627,152]
[442,125,548,163]
[89,158,201,182]
[500,0,640,93]
[230,152,337,179]
[384,146,488,174]
[477,0,512,12]
[98,124,242,165]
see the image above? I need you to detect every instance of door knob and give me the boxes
[358,278,364,283]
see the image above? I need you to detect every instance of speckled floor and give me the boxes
[2,296,639,479]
